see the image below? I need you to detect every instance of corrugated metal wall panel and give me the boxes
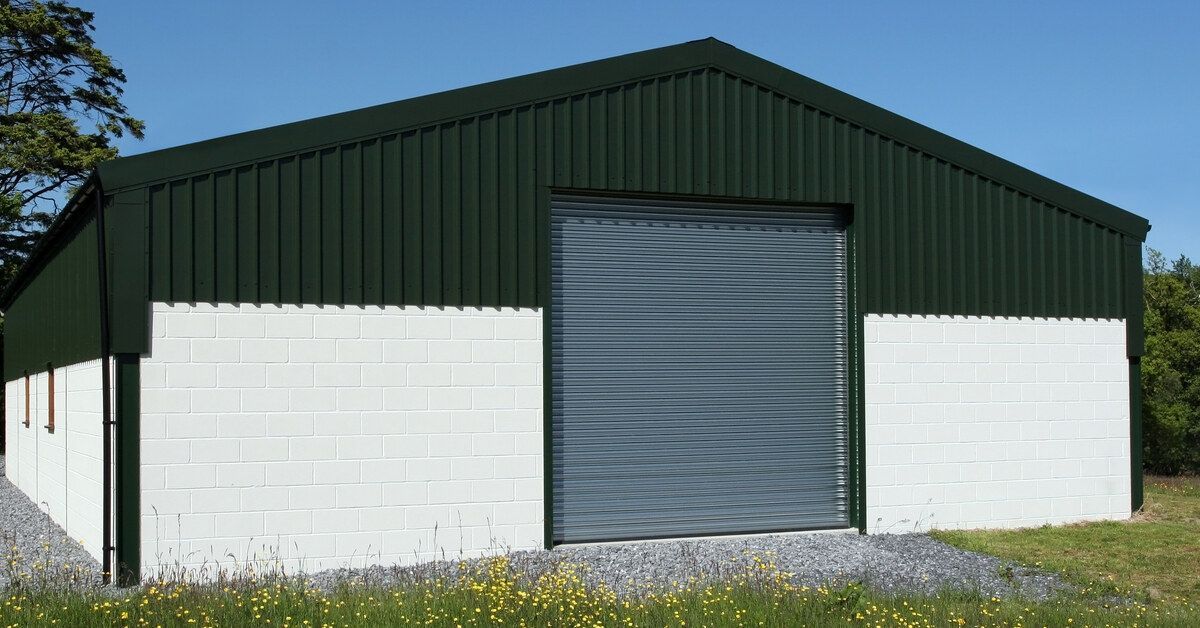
[7,66,1130,383]
[3,213,101,381]
[4,47,1143,386]
[130,68,1124,319]
[551,197,849,541]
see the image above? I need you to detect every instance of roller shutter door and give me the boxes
[551,196,850,543]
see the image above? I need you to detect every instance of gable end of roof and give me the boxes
[2,38,1150,310]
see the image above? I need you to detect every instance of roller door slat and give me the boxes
[551,196,849,543]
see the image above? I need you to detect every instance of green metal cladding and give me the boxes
[133,67,1135,318]
[2,209,101,380]
[1,38,1149,376]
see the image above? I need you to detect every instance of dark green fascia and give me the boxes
[95,38,1149,240]
[114,353,141,586]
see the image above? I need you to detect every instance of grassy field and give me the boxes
[1,557,1198,627]
[2,479,1198,626]
[933,476,1200,604]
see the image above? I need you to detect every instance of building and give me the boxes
[0,38,1149,584]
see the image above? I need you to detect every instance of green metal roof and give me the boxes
[1,37,1150,309]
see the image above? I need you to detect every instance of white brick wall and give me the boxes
[4,379,26,500]
[141,303,543,578]
[36,371,66,528]
[15,377,37,504]
[62,361,106,560]
[3,360,107,561]
[4,381,12,461]
[865,314,1131,532]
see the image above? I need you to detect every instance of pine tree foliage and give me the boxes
[0,0,144,287]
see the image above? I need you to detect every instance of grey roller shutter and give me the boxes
[551,196,849,543]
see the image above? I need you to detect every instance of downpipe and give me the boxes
[94,183,114,584]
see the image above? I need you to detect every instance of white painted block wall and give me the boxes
[2,360,107,561]
[864,314,1131,532]
[62,361,106,560]
[4,379,21,493]
[141,303,543,578]
[17,375,39,505]
[36,371,66,529]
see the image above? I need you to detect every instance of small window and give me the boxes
[23,374,30,428]
[46,367,55,434]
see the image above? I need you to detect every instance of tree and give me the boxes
[0,0,144,287]
[1142,249,1200,474]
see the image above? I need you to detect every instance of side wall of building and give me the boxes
[3,360,107,561]
[1,209,101,382]
[864,315,1130,531]
[139,303,543,578]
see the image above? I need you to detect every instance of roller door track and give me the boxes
[550,195,850,543]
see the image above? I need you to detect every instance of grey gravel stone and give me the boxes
[1,454,1068,598]
[307,531,1072,600]
[0,455,103,590]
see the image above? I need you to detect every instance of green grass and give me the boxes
[2,574,1199,627]
[932,476,1200,604]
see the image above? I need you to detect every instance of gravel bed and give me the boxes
[0,455,104,590]
[309,532,1072,600]
[1,454,1067,599]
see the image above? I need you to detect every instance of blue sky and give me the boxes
[81,1,1198,261]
